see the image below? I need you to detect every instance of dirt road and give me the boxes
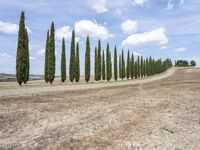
[0,67,200,150]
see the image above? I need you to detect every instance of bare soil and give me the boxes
[0,67,200,150]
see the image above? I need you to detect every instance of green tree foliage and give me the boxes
[61,38,66,82]
[106,43,112,81]
[44,30,49,83]
[48,22,56,84]
[122,49,125,80]
[143,57,146,77]
[94,47,98,81]
[85,36,90,82]
[175,60,189,67]
[24,28,29,84]
[135,61,138,79]
[137,56,140,78]
[70,30,75,82]
[190,60,196,67]
[114,46,118,81]
[140,56,143,77]
[102,49,105,80]
[98,39,101,80]
[126,50,130,79]
[75,42,80,82]
[131,53,134,79]
[119,55,122,79]
[16,11,29,86]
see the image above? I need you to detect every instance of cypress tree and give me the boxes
[126,50,130,79]
[146,57,149,76]
[135,61,138,79]
[106,43,111,81]
[16,11,29,86]
[137,56,140,78]
[85,36,90,82]
[48,22,55,84]
[102,49,105,80]
[143,57,146,77]
[75,42,80,82]
[141,56,143,77]
[122,49,125,79]
[119,55,122,79]
[44,30,49,83]
[98,39,101,80]
[61,38,66,82]
[114,46,118,81]
[131,53,134,79]
[70,30,75,82]
[24,28,29,84]
[109,51,112,81]
[94,47,98,81]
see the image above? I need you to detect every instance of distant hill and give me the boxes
[0,73,44,82]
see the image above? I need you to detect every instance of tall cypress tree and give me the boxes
[16,11,29,86]
[135,61,138,79]
[114,46,118,81]
[141,56,143,77]
[122,49,125,79]
[119,55,122,79]
[102,49,105,80]
[24,28,29,84]
[44,30,49,83]
[137,56,140,78]
[85,36,90,82]
[75,42,80,82]
[94,47,98,81]
[106,43,111,81]
[70,30,75,82]
[109,51,112,81]
[131,53,134,79]
[98,39,101,80]
[126,50,130,79]
[146,57,149,76]
[48,22,55,84]
[61,38,66,82]
[143,57,146,77]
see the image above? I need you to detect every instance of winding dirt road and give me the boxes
[0,67,200,150]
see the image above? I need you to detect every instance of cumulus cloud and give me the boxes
[122,28,168,47]
[133,51,142,56]
[88,0,108,13]
[132,0,148,6]
[75,19,112,40]
[121,20,138,34]
[36,49,45,56]
[55,26,71,41]
[0,20,31,34]
[0,52,13,58]
[30,56,37,60]
[174,47,187,52]
[160,46,167,50]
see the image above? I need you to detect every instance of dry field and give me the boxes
[0,67,200,150]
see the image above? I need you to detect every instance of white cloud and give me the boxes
[0,52,13,58]
[121,20,138,34]
[132,0,148,6]
[88,0,108,13]
[30,56,37,60]
[122,28,168,47]
[133,51,142,56]
[160,46,167,50]
[75,19,112,40]
[174,47,187,52]
[36,49,45,56]
[116,8,122,15]
[167,0,174,10]
[55,26,71,41]
[0,20,31,34]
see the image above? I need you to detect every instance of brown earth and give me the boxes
[0,67,200,150]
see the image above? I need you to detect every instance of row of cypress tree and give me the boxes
[16,12,173,85]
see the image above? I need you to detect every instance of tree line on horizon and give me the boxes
[16,11,173,85]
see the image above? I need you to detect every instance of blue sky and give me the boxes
[0,0,199,75]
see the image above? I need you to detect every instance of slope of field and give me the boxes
[0,67,200,149]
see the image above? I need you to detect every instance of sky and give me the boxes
[0,0,199,75]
